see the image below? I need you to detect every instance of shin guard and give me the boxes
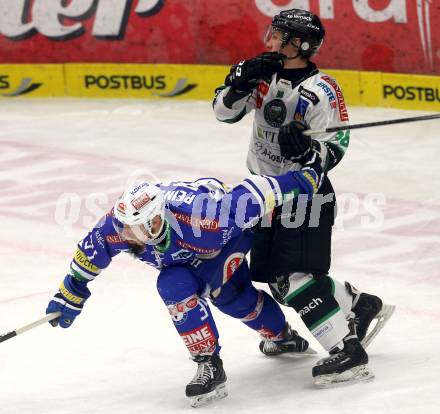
[271,273,349,350]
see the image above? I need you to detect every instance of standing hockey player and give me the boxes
[46,152,322,407]
[213,8,394,387]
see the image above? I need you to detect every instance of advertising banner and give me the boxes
[0,0,439,75]
[1,61,439,111]
[64,63,227,99]
[0,64,64,97]
[2,62,439,111]
[361,71,440,111]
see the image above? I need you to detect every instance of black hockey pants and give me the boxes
[250,175,342,335]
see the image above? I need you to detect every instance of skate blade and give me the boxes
[361,304,395,349]
[189,383,228,408]
[314,364,375,389]
[263,346,318,357]
[261,342,318,357]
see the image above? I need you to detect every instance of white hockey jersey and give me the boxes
[213,66,350,175]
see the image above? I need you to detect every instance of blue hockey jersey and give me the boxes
[69,170,319,283]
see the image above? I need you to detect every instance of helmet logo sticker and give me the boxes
[291,14,312,21]
[129,182,148,195]
[117,202,126,214]
[131,193,151,210]
[264,99,287,128]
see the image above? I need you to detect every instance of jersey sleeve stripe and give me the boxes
[241,178,265,214]
[70,262,97,281]
[263,175,283,206]
[242,176,279,214]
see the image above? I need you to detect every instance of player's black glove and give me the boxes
[278,120,312,161]
[225,52,284,93]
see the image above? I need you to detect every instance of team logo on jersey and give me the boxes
[263,99,287,128]
[293,97,310,122]
[223,252,245,284]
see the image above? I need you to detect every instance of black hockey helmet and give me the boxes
[270,9,325,58]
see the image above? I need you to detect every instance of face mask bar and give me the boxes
[263,25,302,57]
[113,216,164,245]
[263,25,290,45]
[263,25,272,44]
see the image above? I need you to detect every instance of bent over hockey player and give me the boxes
[46,151,322,407]
[213,8,394,387]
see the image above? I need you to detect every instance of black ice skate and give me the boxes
[347,282,395,348]
[312,334,374,388]
[259,323,317,356]
[186,353,227,408]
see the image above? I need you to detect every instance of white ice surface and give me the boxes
[0,100,439,413]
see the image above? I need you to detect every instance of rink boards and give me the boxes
[0,63,439,111]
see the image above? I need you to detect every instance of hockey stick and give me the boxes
[0,312,61,344]
[303,113,440,136]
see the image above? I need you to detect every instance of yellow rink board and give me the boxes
[64,64,228,100]
[1,63,439,111]
[0,64,65,97]
[361,72,440,111]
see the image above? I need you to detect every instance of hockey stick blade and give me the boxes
[303,113,440,136]
[0,312,61,344]
[0,330,18,343]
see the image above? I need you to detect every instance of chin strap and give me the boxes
[280,40,302,60]
[148,220,170,247]
[283,52,301,60]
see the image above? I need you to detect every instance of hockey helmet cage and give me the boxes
[271,9,325,57]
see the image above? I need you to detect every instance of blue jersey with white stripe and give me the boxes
[68,170,319,282]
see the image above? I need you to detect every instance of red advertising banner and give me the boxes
[0,0,439,74]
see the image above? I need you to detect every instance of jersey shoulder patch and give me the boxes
[315,74,349,122]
